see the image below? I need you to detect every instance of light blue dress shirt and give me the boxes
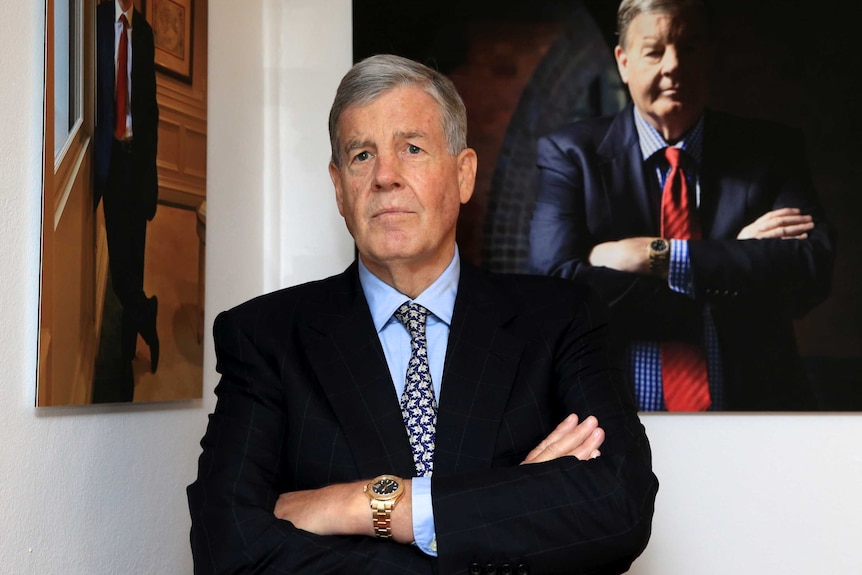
[358,248,460,556]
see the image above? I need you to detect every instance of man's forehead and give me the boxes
[630,9,708,42]
[337,88,443,143]
[342,130,428,151]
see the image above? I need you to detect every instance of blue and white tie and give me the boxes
[394,302,437,477]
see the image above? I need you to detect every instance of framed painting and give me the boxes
[148,0,193,83]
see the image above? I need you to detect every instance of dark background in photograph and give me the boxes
[353,0,862,410]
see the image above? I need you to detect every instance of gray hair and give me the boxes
[328,54,468,167]
[617,0,710,50]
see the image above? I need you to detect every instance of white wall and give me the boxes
[2,1,860,574]
[0,1,351,573]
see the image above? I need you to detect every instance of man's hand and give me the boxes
[589,237,653,275]
[274,479,415,544]
[521,414,605,464]
[737,207,813,240]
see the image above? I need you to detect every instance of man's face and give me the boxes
[329,85,476,277]
[615,9,711,139]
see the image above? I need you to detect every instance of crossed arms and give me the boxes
[188,277,657,574]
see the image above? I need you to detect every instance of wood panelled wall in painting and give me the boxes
[153,0,207,209]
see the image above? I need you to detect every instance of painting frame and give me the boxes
[147,0,193,84]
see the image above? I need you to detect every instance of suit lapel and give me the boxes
[700,112,748,238]
[598,107,659,237]
[435,264,525,475]
[97,4,115,105]
[300,264,416,478]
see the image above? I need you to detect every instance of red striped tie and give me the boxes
[660,147,711,411]
[115,14,129,139]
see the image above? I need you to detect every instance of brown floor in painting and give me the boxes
[132,203,204,402]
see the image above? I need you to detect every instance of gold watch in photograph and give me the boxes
[364,474,405,539]
[648,238,670,276]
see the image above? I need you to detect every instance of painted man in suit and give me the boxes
[529,0,834,411]
[95,0,160,395]
[188,54,657,574]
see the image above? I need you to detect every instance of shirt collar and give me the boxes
[358,246,460,333]
[633,106,704,166]
[116,1,134,26]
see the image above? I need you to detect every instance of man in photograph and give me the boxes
[94,0,160,398]
[188,54,657,574]
[530,0,835,411]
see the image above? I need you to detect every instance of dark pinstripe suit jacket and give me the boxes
[188,261,657,574]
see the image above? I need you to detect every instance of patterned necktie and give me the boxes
[394,302,437,476]
[115,14,129,139]
[660,147,711,411]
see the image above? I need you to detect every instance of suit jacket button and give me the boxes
[485,564,497,574]
[500,564,513,575]
[469,563,482,575]
[517,564,530,575]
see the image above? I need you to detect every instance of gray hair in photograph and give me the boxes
[328,54,468,167]
[617,0,711,49]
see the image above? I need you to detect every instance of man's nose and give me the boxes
[661,46,680,74]
[373,151,402,190]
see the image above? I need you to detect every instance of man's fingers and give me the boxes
[758,207,802,221]
[522,413,579,463]
[522,415,604,464]
[738,209,814,240]
[570,427,605,460]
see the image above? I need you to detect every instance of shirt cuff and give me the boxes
[668,239,695,296]
[411,477,438,556]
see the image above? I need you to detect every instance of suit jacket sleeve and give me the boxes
[530,115,835,342]
[687,120,835,318]
[432,280,657,575]
[187,310,435,575]
[530,128,703,342]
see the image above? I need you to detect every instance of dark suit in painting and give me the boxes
[95,0,159,395]
[530,105,835,410]
[187,261,657,574]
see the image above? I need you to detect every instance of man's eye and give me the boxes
[407,144,422,155]
[354,151,371,162]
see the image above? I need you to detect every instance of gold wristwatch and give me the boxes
[648,238,670,277]
[364,474,405,539]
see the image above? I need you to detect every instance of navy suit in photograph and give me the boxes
[530,104,835,411]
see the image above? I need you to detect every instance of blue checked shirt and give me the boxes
[631,108,724,411]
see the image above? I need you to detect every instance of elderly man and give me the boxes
[530,0,834,411]
[188,55,656,574]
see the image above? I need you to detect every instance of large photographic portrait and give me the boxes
[37,0,208,406]
[353,0,862,412]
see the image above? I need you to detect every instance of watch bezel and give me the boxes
[649,238,669,254]
[365,474,404,502]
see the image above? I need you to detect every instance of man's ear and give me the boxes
[456,148,477,205]
[614,45,630,84]
[329,161,346,217]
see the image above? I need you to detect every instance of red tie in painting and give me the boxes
[660,147,711,411]
[115,14,129,139]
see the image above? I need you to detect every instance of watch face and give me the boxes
[372,477,400,496]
